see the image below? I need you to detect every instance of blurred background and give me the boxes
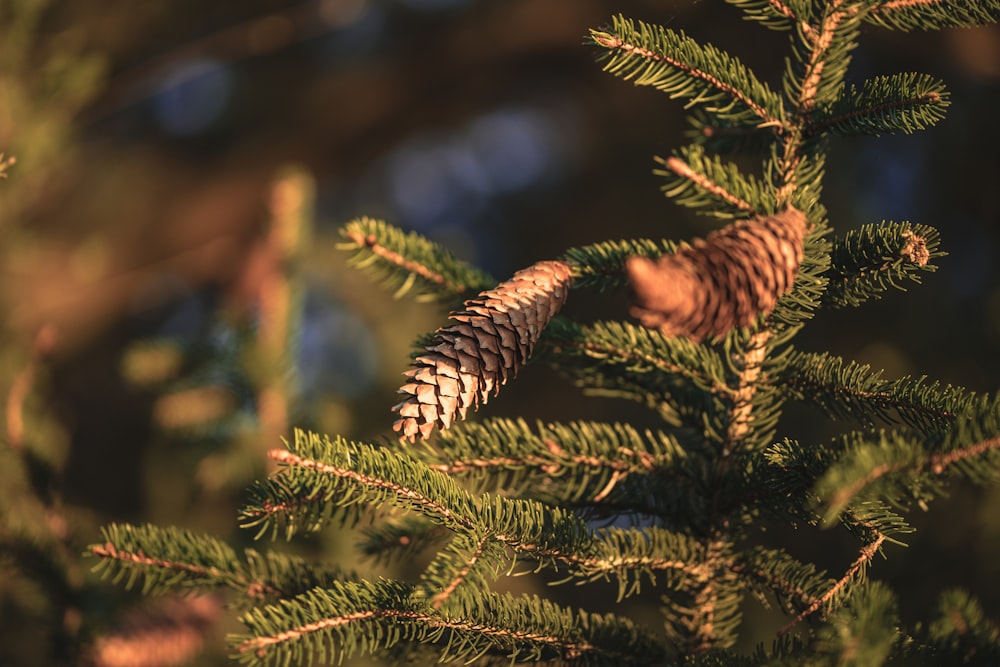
[1,0,998,665]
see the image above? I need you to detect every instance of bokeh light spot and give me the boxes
[153,59,233,136]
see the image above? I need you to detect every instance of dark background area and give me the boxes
[2,0,999,663]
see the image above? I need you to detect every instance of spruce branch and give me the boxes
[89,524,272,597]
[421,418,686,506]
[424,532,505,610]
[775,0,865,202]
[338,217,495,302]
[589,15,785,128]
[778,533,886,636]
[814,407,1000,523]
[765,222,833,339]
[730,547,827,617]
[725,331,773,453]
[782,0,867,116]
[88,524,350,603]
[542,318,733,427]
[917,589,1000,663]
[655,145,775,219]
[233,581,671,666]
[393,261,574,441]
[723,0,812,31]
[866,0,1000,31]
[808,73,950,137]
[243,430,601,569]
[567,527,708,600]
[822,221,942,308]
[777,349,975,430]
[244,443,478,537]
[810,581,900,666]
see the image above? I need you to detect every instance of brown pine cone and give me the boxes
[393,260,574,441]
[626,207,807,342]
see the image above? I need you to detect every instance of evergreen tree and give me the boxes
[90,2,1000,665]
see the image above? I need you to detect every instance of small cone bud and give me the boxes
[393,260,574,441]
[627,207,807,341]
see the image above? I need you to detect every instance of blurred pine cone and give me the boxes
[393,260,574,441]
[627,207,807,341]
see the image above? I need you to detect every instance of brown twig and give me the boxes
[778,533,886,635]
[430,533,492,609]
[344,230,461,292]
[236,608,617,661]
[660,156,757,216]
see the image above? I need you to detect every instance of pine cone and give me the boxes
[393,260,574,441]
[626,207,807,342]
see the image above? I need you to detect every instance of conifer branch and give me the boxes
[343,228,452,292]
[823,222,942,308]
[776,1,862,200]
[589,15,785,127]
[408,419,685,504]
[729,548,824,615]
[338,218,494,301]
[654,144,778,219]
[824,436,1000,516]
[690,539,725,652]
[807,73,949,137]
[544,320,733,399]
[866,0,1000,30]
[88,524,350,602]
[778,350,972,430]
[429,533,494,610]
[778,533,886,635]
[793,1,863,114]
[234,583,670,665]
[657,155,758,217]
[90,541,278,597]
[266,448,477,532]
[723,0,812,32]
